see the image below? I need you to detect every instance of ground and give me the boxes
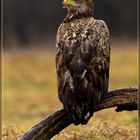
[2,40,138,140]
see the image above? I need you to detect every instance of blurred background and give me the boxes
[3,0,138,140]
[4,0,137,48]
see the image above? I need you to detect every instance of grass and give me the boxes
[2,41,138,140]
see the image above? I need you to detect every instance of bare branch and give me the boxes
[19,88,138,140]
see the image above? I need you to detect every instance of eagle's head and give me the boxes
[63,0,93,15]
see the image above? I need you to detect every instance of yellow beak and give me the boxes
[63,0,71,6]
[63,0,77,7]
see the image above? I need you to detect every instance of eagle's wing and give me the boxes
[56,24,74,109]
[81,20,110,102]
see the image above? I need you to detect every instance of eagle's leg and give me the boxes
[68,105,81,125]
[62,104,80,125]
[71,113,81,125]
[62,87,81,125]
[69,104,93,125]
[81,111,93,125]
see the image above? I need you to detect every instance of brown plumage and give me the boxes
[56,0,110,125]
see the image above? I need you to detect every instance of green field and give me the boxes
[2,42,138,140]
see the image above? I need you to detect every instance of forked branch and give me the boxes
[19,88,138,140]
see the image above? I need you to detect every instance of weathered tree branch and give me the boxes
[19,88,138,140]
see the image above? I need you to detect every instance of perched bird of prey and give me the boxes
[56,0,110,125]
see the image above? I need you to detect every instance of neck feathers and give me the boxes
[63,1,93,23]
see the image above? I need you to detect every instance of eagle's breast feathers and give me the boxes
[56,17,110,124]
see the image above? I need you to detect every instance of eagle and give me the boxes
[56,0,110,125]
